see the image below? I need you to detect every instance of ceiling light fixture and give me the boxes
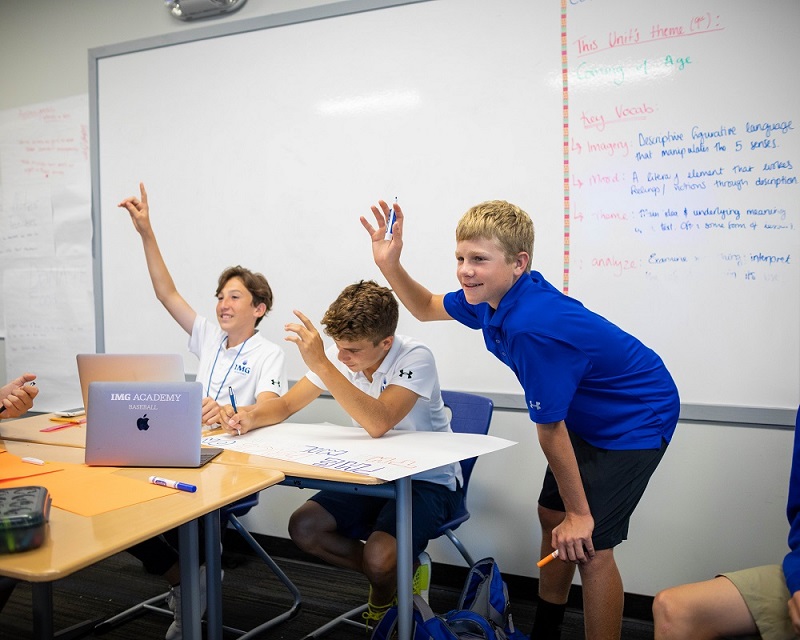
[164,0,247,21]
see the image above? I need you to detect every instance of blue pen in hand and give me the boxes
[228,387,242,435]
[384,197,398,240]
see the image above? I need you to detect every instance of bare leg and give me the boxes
[577,549,623,640]
[653,576,758,640]
[288,501,364,572]
[538,505,576,604]
[362,531,398,606]
[289,503,401,607]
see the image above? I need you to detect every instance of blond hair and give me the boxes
[455,201,534,271]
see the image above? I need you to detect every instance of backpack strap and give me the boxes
[370,595,459,640]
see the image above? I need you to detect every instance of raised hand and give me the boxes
[360,199,405,270]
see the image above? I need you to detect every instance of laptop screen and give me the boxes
[76,353,185,411]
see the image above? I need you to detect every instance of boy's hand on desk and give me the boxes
[201,396,222,426]
[361,199,405,269]
[285,310,329,374]
[223,405,253,436]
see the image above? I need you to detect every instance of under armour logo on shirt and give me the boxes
[529,400,541,410]
[271,379,281,387]
[399,370,413,379]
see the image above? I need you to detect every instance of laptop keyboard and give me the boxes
[200,448,223,466]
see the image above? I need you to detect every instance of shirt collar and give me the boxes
[485,272,534,328]
[352,334,402,383]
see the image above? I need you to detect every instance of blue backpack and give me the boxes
[371,557,528,640]
[442,557,528,640]
[370,594,458,640]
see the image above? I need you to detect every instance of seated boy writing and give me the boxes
[221,280,463,629]
[361,199,680,640]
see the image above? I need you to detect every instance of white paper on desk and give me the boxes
[202,422,516,481]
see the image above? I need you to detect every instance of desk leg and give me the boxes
[204,510,223,640]
[178,518,201,640]
[395,476,413,640]
[31,582,53,640]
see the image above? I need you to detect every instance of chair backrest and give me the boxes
[441,390,494,494]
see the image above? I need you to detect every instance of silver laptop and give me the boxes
[85,381,222,468]
[76,353,185,412]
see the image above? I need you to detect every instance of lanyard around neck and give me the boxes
[206,335,249,401]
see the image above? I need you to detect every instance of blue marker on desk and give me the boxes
[149,476,197,493]
[228,386,238,413]
[384,197,398,240]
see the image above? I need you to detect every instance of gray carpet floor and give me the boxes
[0,536,655,639]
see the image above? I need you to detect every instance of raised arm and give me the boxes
[118,182,196,335]
[360,200,452,322]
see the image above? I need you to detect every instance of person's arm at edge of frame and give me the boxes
[783,406,800,633]
[361,200,452,322]
[537,420,596,565]
[118,182,197,334]
[0,373,38,418]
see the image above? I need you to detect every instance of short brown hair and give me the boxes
[322,280,398,344]
[215,265,273,327]
[456,201,534,271]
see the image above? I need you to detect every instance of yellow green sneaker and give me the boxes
[413,551,432,603]
[362,589,397,633]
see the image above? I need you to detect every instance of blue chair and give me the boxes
[95,494,301,639]
[302,390,494,639]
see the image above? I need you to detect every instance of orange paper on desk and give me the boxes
[0,451,66,482]
[0,461,169,516]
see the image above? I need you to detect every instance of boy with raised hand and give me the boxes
[221,280,461,630]
[119,183,287,640]
[361,200,680,640]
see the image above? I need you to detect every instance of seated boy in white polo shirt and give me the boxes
[220,280,463,629]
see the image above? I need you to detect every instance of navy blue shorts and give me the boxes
[310,480,463,558]
[538,431,668,550]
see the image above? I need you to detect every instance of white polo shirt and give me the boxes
[189,315,287,405]
[305,334,463,490]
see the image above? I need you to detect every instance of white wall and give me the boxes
[1,0,794,598]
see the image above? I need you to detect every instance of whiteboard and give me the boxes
[565,0,799,419]
[89,0,799,422]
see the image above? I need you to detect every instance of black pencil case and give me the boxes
[0,486,52,554]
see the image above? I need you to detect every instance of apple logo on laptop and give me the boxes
[137,414,150,431]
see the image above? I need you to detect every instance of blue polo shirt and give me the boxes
[783,407,800,595]
[443,271,679,450]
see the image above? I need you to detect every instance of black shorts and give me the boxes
[310,480,463,558]
[538,431,668,550]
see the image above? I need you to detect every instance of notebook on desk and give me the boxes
[84,381,222,468]
[76,353,186,411]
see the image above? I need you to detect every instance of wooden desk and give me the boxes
[0,413,86,448]
[0,439,284,640]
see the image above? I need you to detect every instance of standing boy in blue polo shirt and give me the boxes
[361,199,680,640]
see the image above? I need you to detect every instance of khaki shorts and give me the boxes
[721,564,798,640]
